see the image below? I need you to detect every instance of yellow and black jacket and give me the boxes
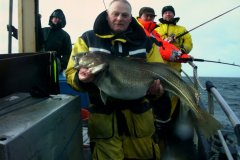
[66,11,163,103]
[155,17,193,72]
[66,11,164,159]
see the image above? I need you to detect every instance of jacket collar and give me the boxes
[93,11,146,45]
[137,18,158,33]
[159,17,180,25]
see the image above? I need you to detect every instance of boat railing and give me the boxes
[182,61,240,160]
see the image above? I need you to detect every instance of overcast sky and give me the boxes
[1,0,240,77]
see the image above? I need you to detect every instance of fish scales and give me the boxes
[72,51,222,137]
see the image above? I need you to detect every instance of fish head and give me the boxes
[72,52,108,74]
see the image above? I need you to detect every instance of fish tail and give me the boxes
[194,110,222,138]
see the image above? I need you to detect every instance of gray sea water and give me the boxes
[191,77,240,159]
[184,77,240,132]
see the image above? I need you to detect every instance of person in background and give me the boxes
[7,9,72,73]
[137,7,190,70]
[137,7,158,36]
[41,9,72,73]
[154,6,196,160]
[136,6,179,157]
[66,0,164,159]
[155,5,193,73]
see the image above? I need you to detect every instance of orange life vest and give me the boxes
[137,18,189,62]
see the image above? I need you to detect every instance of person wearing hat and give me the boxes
[137,7,191,67]
[155,5,193,73]
[137,6,190,157]
[137,7,158,33]
[154,6,196,160]
[42,9,72,73]
[7,9,72,74]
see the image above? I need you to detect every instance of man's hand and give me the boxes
[177,54,192,63]
[169,50,181,62]
[78,67,95,83]
[164,34,176,43]
[147,79,164,96]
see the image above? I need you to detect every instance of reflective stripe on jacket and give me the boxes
[66,11,163,94]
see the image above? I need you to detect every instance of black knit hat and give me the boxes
[162,6,175,16]
[139,7,156,17]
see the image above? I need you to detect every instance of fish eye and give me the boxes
[83,52,88,56]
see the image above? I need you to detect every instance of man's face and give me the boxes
[107,1,132,34]
[140,13,156,22]
[162,11,174,21]
[51,17,61,25]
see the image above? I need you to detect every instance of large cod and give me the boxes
[72,51,221,138]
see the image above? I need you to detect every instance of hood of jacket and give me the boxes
[49,9,66,29]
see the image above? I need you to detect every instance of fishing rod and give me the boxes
[103,0,107,10]
[180,58,240,67]
[175,4,240,39]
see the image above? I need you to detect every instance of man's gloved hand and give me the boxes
[170,51,192,63]
[164,34,176,43]
[169,50,182,62]
[177,53,192,63]
[7,24,18,39]
[180,48,187,54]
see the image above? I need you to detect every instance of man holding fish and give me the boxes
[66,0,164,159]
[66,0,220,159]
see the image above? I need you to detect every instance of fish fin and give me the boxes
[100,90,108,105]
[89,63,107,74]
[188,84,200,105]
[194,109,222,138]
[72,55,80,69]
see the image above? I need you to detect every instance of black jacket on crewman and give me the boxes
[42,27,72,71]
[7,9,72,72]
[41,9,72,72]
